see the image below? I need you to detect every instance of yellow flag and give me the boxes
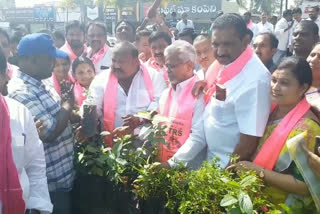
[161,0,169,7]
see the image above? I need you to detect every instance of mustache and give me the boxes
[113,68,123,74]
[154,53,164,57]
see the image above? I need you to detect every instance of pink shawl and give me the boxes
[254,98,311,170]
[0,95,25,214]
[204,46,253,103]
[90,44,109,66]
[103,64,154,147]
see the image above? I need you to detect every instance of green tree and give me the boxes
[237,0,281,14]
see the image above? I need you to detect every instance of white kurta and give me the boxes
[6,97,53,213]
[87,47,113,74]
[169,54,271,168]
[83,66,167,129]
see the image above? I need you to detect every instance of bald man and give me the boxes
[82,42,166,145]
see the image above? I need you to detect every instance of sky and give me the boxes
[15,0,62,8]
[15,0,297,9]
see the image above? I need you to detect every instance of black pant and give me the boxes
[50,191,72,214]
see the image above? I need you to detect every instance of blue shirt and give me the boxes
[8,70,74,192]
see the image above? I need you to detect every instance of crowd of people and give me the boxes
[1,4,320,214]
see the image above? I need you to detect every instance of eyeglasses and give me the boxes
[87,33,106,39]
[165,60,189,70]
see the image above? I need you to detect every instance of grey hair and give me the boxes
[164,40,196,64]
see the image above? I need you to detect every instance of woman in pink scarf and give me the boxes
[229,57,320,212]
[71,56,95,106]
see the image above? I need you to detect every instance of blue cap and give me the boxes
[17,33,68,58]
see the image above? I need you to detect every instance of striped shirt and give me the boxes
[8,70,74,192]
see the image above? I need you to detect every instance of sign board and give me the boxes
[33,7,55,22]
[87,6,99,21]
[159,0,221,19]
[105,7,117,21]
[2,7,56,23]
[3,8,34,22]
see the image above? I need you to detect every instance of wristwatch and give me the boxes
[259,167,265,179]
[25,209,41,214]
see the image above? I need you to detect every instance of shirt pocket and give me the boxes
[134,89,151,111]
[11,135,25,173]
[211,98,235,126]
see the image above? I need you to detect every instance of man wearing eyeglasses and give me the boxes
[86,22,112,74]
[157,40,206,169]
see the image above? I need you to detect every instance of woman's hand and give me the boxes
[228,161,262,174]
[302,143,320,178]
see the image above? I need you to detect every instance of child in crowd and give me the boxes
[72,56,95,106]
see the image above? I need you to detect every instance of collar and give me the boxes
[174,74,195,92]
[266,60,276,73]
[16,70,45,89]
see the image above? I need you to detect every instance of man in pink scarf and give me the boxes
[86,22,112,74]
[144,31,172,84]
[171,14,271,169]
[60,20,87,62]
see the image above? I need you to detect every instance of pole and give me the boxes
[285,0,288,10]
[280,0,283,18]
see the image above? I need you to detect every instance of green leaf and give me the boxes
[86,145,99,153]
[112,142,123,157]
[238,192,253,214]
[116,158,127,165]
[230,207,242,214]
[220,195,238,207]
[239,175,256,187]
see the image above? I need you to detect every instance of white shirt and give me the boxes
[87,47,112,74]
[6,97,53,213]
[169,54,271,168]
[288,19,301,46]
[163,76,207,169]
[176,20,194,33]
[275,18,291,51]
[196,69,205,80]
[248,23,259,46]
[83,66,167,129]
[257,22,274,34]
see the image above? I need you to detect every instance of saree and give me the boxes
[256,118,320,211]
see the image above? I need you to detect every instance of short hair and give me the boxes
[211,13,248,39]
[277,56,312,87]
[243,11,252,17]
[86,22,107,35]
[0,28,10,43]
[164,40,196,64]
[292,8,302,14]
[53,30,65,41]
[135,30,152,42]
[311,6,320,12]
[65,20,85,35]
[113,41,139,58]
[72,56,95,75]
[283,9,292,17]
[10,32,23,44]
[247,29,254,40]
[171,12,177,17]
[115,20,136,34]
[193,34,211,45]
[149,31,172,46]
[257,32,279,49]
[297,20,319,37]
[178,28,197,41]
[0,48,6,74]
